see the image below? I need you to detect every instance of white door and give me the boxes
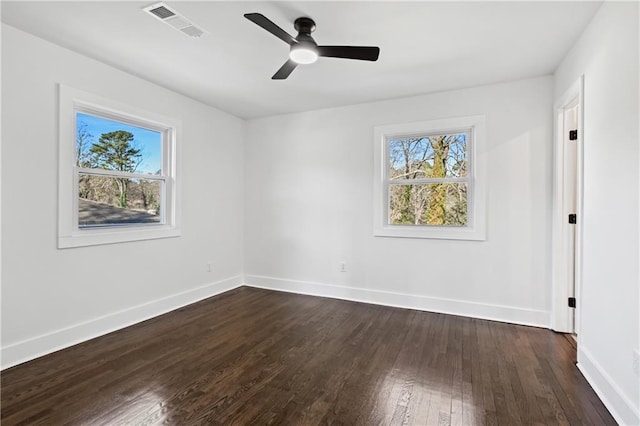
[563,100,579,335]
[551,76,583,335]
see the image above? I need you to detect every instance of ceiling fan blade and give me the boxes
[317,46,380,61]
[272,60,298,80]
[244,13,297,46]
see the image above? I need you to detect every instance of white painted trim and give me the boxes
[58,227,181,249]
[58,84,183,249]
[551,76,584,333]
[244,275,549,328]
[373,115,487,241]
[577,346,640,426]
[1,275,242,370]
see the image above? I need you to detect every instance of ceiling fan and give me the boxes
[244,13,380,80]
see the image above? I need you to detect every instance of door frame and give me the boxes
[551,75,584,334]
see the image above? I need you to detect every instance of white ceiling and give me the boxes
[1,1,601,119]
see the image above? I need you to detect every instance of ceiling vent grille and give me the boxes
[143,2,208,38]
[148,5,174,19]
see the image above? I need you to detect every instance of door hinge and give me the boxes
[569,130,578,140]
[568,297,577,308]
[568,214,577,224]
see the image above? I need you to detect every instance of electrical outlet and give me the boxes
[633,349,640,377]
[339,261,347,272]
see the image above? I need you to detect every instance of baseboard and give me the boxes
[577,346,640,426]
[244,275,549,328]
[1,275,243,370]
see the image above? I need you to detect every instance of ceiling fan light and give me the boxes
[289,46,318,64]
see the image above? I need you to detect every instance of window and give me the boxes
[58,85,181,248]
[373,115,486,240]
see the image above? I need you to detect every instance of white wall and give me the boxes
[1,24,245,368]
[245,76,553,327]
[554,3,639,424]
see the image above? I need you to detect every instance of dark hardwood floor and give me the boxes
[1,287,615,425]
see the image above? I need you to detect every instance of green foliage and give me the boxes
[89,131,141,172]
[88,130,142,208]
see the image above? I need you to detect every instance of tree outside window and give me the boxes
[388,133,468,226]
[75,112,164,228]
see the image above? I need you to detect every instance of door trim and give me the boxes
[551,76,584,334]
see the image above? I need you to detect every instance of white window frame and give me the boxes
[373,115,486,240]
[58,84,181,248]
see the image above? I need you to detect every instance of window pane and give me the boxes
[78,173,162,227]
[76,112,162,175]
[389,183,467,226]
[388,133,468,180]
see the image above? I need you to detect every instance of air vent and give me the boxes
[148,5,175,19]
[143,2,208,38]
[180,26,205,38]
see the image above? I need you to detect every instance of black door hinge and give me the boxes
[568,214,577,224]
[568,297,577,308]
[569,130,578,140]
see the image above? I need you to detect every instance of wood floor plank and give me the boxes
[1,287,616,425]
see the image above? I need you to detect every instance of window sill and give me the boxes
[374,224,485,241]
[58,226,181,248]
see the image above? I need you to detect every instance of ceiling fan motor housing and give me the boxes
[294,17,316,35]
[291,17,318,62]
